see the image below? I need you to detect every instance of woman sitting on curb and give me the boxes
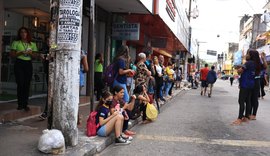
[111,85,137,136]
[133,84,151,124]
[96,91,132,145]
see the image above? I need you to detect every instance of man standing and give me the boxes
[206,66,217,97]
[200,64,209,96]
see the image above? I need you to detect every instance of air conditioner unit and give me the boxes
[261,12,270,23]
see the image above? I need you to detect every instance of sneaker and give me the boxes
[115,136,131,145]
[121,134,133,141]
[39,113,48,120]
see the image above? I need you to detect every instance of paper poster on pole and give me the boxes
[57,0,82,45]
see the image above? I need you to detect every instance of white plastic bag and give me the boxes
[38,129,65,154]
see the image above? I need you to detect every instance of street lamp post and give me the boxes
[196,40,207,70]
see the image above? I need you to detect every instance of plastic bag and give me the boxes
[146,103,158,121]
[38,129,65,154]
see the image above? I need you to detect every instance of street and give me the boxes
[98,80,270,156]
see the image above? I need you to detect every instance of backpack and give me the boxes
[103,63,116,87]
[86,111,99,137]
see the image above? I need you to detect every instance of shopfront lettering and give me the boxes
[58,33,79,42]
[113,23,138,29]
[166,0,176,21]
[60,0,81,6]
[59,9,80,17]
[112,23,140,40]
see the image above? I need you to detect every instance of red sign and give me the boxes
[166,0,176,21]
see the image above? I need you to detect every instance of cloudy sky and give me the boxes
[191,0,267,62]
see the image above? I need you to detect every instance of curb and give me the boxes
[65,88,184,156]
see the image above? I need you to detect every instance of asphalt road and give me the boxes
[98,79,270,156]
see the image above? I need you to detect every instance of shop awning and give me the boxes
[256,30,270,44]
[152,47,172,58]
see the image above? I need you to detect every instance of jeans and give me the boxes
[159,81,165,100]
[165,81,172,97]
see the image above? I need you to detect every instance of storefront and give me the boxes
[0,0,110,96]
[1,0,191,97]
[1,0,50,95]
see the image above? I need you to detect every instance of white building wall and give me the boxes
[158,0,190,50]
[139,0,153,13]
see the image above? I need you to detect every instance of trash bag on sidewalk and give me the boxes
[38,129,65,154]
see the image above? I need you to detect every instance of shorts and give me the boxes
[97,125,106,137]
[201,80,208,88]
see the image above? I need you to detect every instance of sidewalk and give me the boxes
[0,88,184,156]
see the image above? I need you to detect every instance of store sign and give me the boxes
[57,0,82,44]
[112,23,140,40]
[207,50,217,56]
[166,0,176,22]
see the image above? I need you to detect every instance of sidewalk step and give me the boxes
[0,106,41,122]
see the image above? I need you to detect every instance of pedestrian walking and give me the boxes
[206,66,217,97]
[232,51,255,125]
[200,64,209,96]
[10,27,38,111]
[229,73,234,86]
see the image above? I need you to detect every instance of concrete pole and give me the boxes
[87,0,95,111]
[49,0,83,146]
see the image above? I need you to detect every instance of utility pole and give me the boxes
[87,0,95,111]
[48,0,83,146]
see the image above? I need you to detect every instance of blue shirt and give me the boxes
[115,59,127,84]
[239,60,255,89]
[96,105,110,129]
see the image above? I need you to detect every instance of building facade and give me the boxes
[0,0,191,96]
